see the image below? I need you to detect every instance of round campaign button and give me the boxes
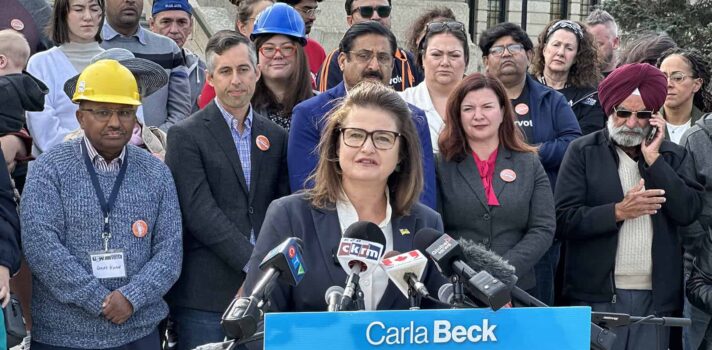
[10,19,25,31]
[514,103,529,115]
[132,220,148,238]
[500,169,517,183]
[256,135,270,151]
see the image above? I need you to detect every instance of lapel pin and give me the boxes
[256,135,270,151]
[500,169,517,183]
[399,228,410,236]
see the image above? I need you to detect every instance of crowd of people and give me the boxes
[0,0,711,350]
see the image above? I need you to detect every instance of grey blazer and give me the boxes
[165,101,290,312]
[436,146,555,290]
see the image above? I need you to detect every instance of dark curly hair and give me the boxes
[478,22,533,57]
[658,47,712,113]
[404,6,456,55]
[531,20,601,88]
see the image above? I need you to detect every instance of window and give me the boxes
[487,0,508,28]
[550,0,569,20]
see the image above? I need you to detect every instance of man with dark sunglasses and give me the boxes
[315,0,423,92]
[479,22,581,307]
[555,63,704,350]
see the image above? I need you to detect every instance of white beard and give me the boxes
[607,117,652,147]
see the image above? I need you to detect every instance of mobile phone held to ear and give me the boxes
[646,126,658,145]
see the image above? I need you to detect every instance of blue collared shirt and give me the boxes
[215,98,255,248]
[102,22,148,45]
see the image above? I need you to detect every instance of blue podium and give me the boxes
[264,307,591,349]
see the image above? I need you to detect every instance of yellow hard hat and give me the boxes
[72,59,141,106]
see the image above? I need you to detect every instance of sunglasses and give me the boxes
[613,107,654,119]
[425,21,466,34]
[351,5,391,19]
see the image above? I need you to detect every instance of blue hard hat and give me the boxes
[250,3,307,46]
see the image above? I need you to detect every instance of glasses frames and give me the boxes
[665,72,697,84]
[613,107,654,119]
[351,5,391,19]
[339,127,401,150]
[488,44,525,57]
[346,50,393,65]
[297,6,321,17]
[259,43,297,58]
[80,108,136,122]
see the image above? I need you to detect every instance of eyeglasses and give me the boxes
[488,44,525,57]
[346,50,393,65]
[613,107,654,119]
[665,72,696,84]
[339,127,401,150]
[297,6,321,17]
[259,43,297,58]
[351,5,391,19]
[80,108,136,122]
[425,21,466,34]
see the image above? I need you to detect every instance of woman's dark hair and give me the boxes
[439,73,537,161]
[658,47,712,113]
[405,6,455,54]
[531,19,601,88]
[252,34,314,115]
[48,0,105,44]
[617,31,677,66]
[307,81,423,216]
[478,22,533,57]
[416,21,470,69]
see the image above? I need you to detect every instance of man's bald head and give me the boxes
[0,30,31,75]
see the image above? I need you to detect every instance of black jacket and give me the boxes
[687,231,712,327]
[0,151,20,274]
[555,129,703,312]
[0,72,47,134]
[558,85,606,136]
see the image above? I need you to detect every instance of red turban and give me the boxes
[598,63,668,116]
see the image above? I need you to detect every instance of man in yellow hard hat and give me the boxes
[20,59,183,350]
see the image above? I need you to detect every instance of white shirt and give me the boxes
[336,190,393,310]
[666,120,692,145]
[399,81,444,153]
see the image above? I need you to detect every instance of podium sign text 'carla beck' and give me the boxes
[264,307,591,349]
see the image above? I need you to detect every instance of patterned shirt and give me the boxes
[82,137,126,172]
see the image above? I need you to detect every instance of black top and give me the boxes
[557,85,606,135]
[511,83,534,142]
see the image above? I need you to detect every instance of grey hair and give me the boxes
[585,9,618,37]
[205,30,258,73]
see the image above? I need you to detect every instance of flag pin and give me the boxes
[399,228,410,235]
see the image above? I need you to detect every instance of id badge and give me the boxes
[89,249,127,279]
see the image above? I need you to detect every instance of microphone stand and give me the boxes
[450,276,468,309]
[354,284,365,311]
[407,287,421,310]
[590,312,690,350]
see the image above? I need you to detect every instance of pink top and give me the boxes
[472,149,500,206]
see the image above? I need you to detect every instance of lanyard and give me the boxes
[81,141,129,251]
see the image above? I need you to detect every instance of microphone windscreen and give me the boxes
[457,238,518,287]
[381,250,402,260]
[414,228,442,251]
[438,283,453,304]
[344,221,386,246]
[324,285,344,303]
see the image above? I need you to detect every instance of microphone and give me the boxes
[414,228,511,310]
[336,221,386,310]
[457,238,518,287]
[380,250,430,298]
[438,283,455,304]
[221,237,306,340]
[324,286,344,312]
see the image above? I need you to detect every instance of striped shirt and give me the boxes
[83,137,126,172]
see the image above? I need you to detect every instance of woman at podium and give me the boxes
[242,81,445,312]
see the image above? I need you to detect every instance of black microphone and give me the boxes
[414,228,511,310]
[324,286,344,312]
[221,237,307,340]
[336,221,386,310]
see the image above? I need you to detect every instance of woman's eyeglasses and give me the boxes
[339,127,401,150]
[613,107,654,119]
[259,43,297,58]
[665,72,696,84]
[351,5,391,19]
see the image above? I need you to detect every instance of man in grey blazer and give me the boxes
[165,31,289,350]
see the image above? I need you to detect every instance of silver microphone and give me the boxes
[325,286,344,312]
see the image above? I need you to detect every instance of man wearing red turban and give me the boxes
[555,63,704,350]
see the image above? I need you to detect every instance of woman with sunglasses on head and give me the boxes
[26,0,105,154]
[531,19,605,135]
[404,7,456,58]
[249,3,314,131]
[656,47,712,145]
[242,81,445,313]
[399,20,469,153]
[436,73,555,298]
